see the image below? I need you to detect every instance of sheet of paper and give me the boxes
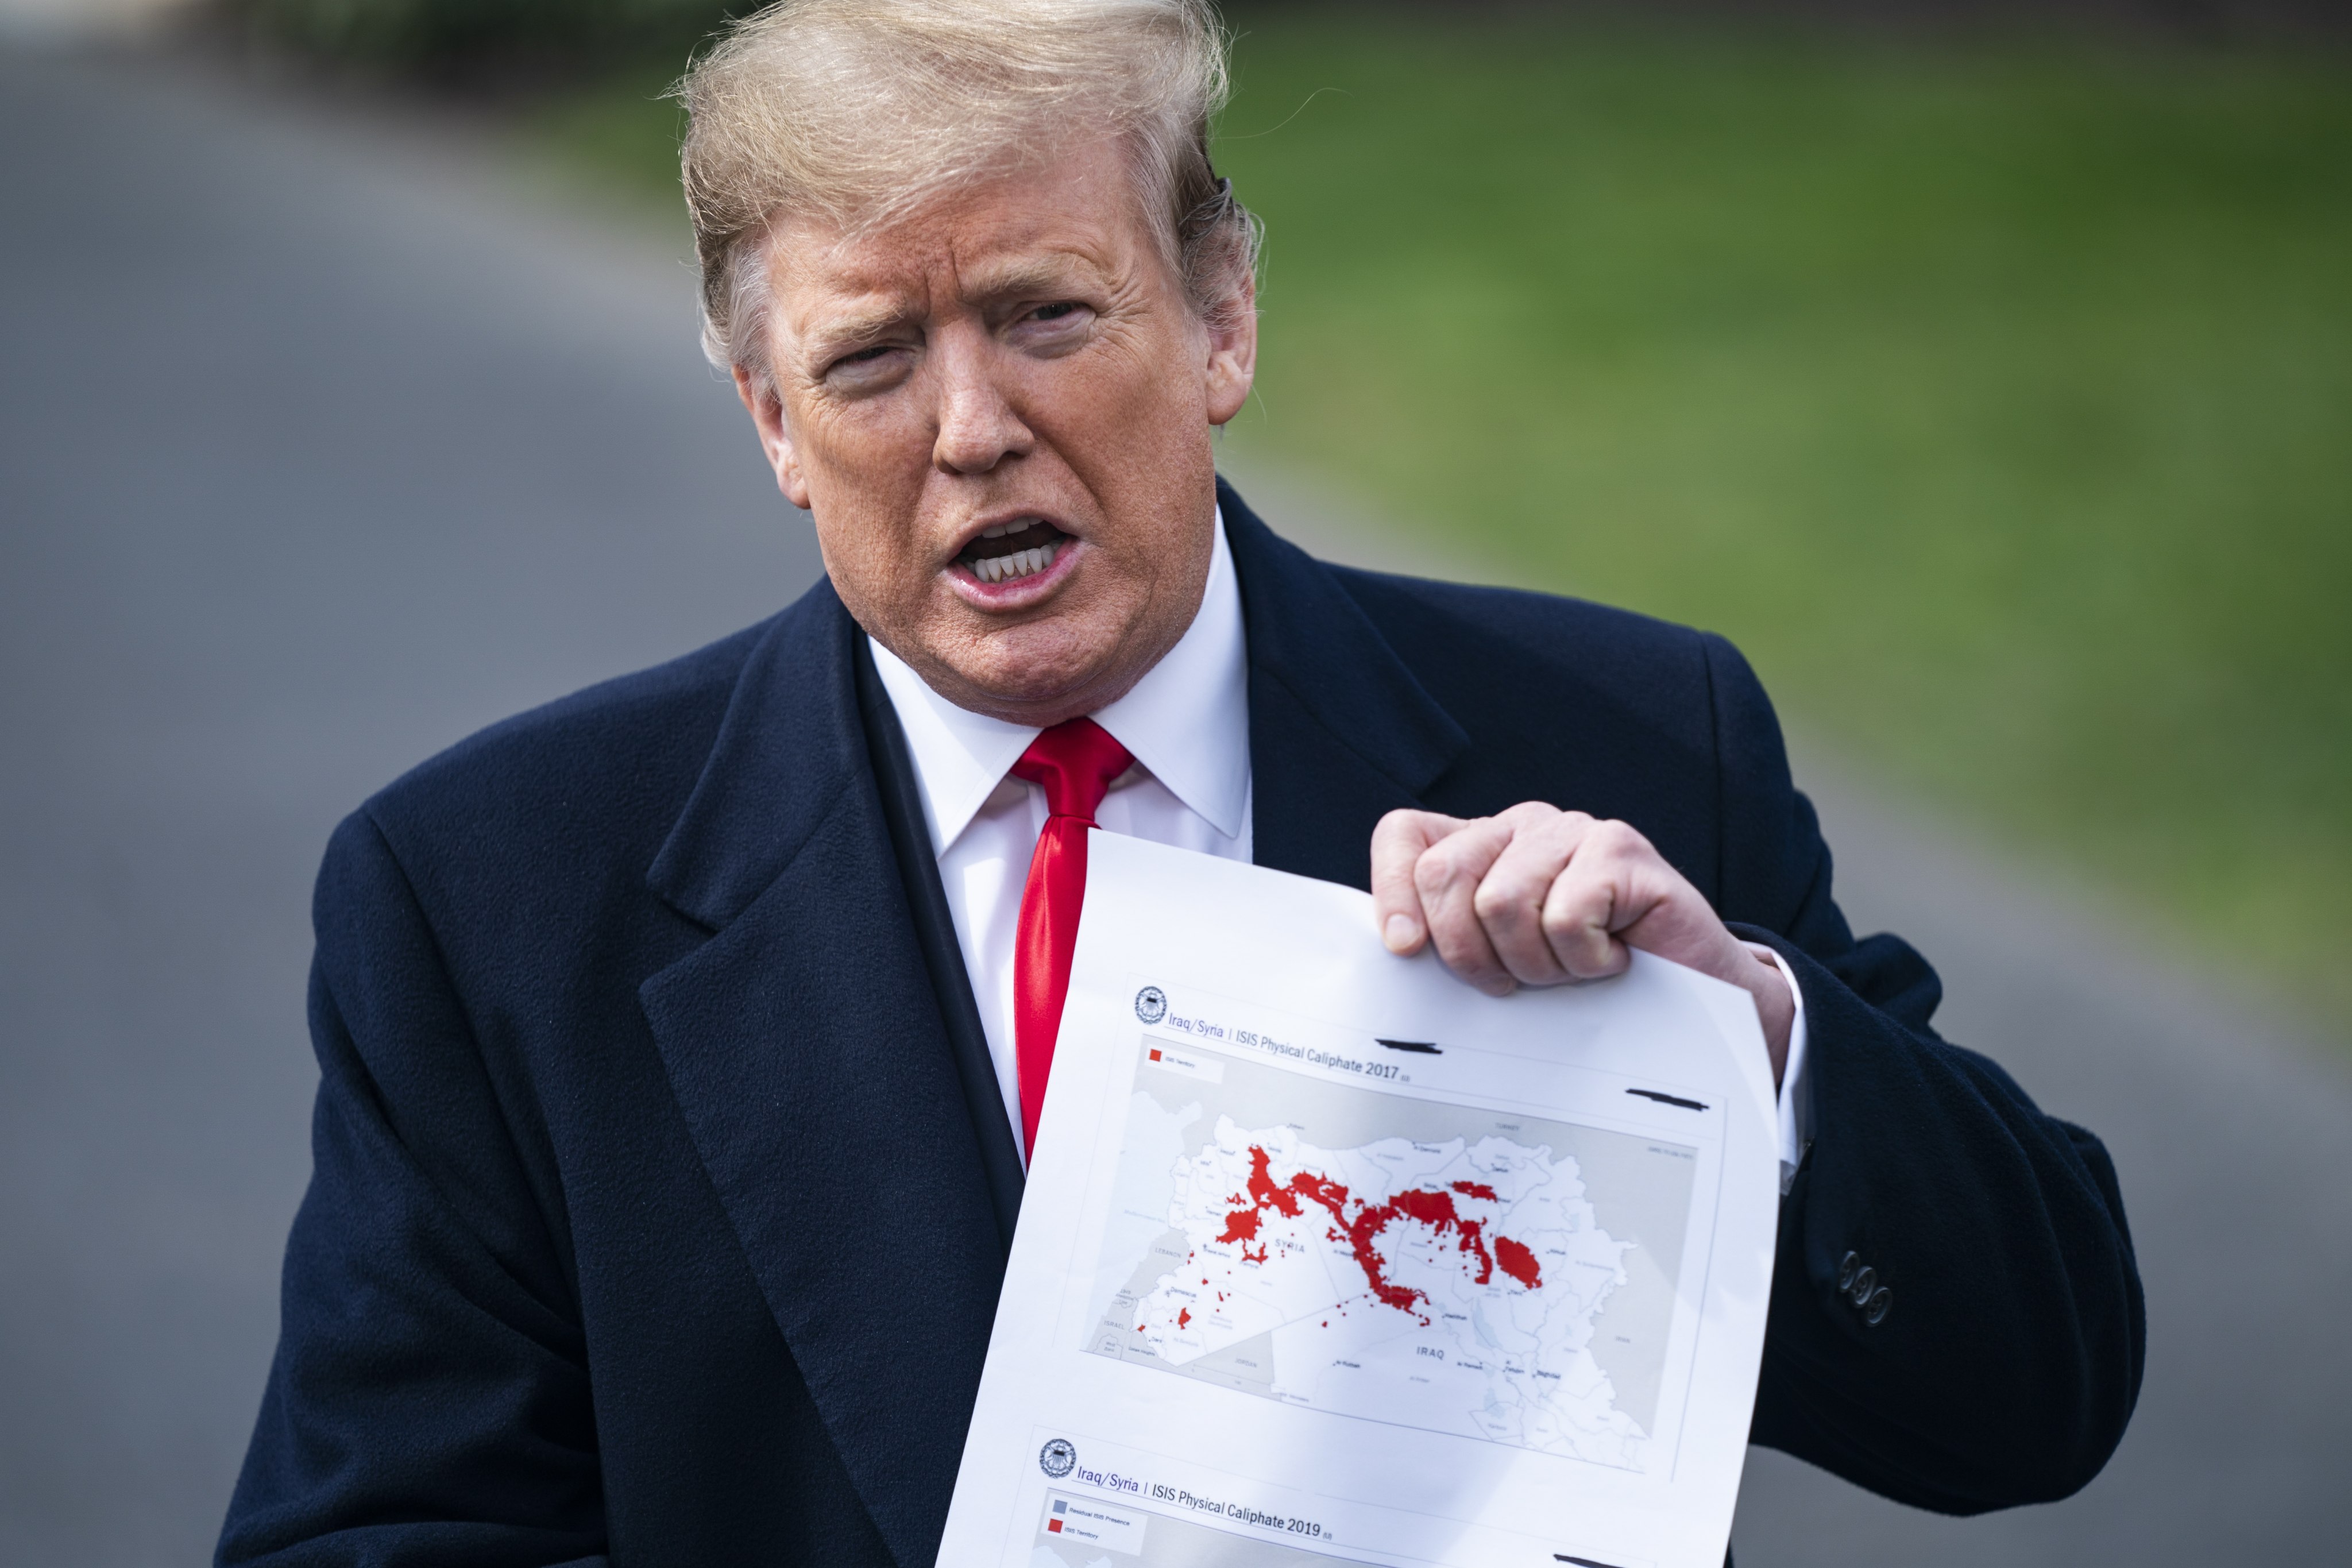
[938,833,1782,1568]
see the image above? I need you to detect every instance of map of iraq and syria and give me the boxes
[1084,1035,1696,1473]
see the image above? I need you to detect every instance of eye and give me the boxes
[821,341,913,390]
[1010,300,1095,354]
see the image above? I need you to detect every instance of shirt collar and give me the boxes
[868,508,1250,855]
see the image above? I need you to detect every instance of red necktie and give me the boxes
[1010,717,1134,1160]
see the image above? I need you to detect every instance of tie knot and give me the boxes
[1011,717,1134,824]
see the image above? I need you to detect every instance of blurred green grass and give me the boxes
[531,17,2352,1030]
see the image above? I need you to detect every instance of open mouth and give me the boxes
[956,517,1072,586]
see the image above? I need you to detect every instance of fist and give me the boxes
[1370,804,1792,1081]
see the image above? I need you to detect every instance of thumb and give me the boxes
[1371,809,1463,954]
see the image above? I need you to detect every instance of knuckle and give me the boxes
[1540,859,1598,907]
[1540,907,1611,962]
[1538,901,1587,941]
[1426,835,1488,883]
[1546,913,1600,953]
[1471,883,1523,928]
[1591,818,1653,856]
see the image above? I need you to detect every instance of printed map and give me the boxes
[1086,1038,1700,1469]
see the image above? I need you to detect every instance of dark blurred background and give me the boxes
[1,0,2346,1563]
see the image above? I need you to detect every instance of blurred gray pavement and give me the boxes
[2,41,2347,1568]
[0,43,819,1563]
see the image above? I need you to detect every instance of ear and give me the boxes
[733,364,813,511]
[1202,270,1258,428]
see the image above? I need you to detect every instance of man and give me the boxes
[218,1,2144,1563]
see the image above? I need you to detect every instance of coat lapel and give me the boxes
[638,581,1003,1568]
[1221,478,1470,886]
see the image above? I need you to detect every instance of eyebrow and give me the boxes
[959,256,1095,302]
[791,249,1110,365]
[798,303,914,361]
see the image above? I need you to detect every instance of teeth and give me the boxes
[973,539,1061,586]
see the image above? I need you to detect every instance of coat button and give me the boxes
[1837,1251,1859,1292]
[1864,1287,1893,1326]
[1848,1266,1876,1306]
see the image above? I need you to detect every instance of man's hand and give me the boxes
[1371,804,1793,1084]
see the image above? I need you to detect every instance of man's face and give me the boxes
[737,138,1256,726]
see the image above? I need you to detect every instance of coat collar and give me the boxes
[1219,476,1469,885]
[645,578,856,931]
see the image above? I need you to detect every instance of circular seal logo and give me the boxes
[1039,1438,1077,1478]
[1134,986,1167,1025]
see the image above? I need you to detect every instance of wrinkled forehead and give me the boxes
[762,136,1161,326]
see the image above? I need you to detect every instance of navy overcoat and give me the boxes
[219,483,2144,1566]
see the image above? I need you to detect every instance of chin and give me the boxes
[967,656,1106,715]
[952,623,1127,718]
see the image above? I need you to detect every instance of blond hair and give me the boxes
[675,0,1259,392]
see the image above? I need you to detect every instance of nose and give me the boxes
[930,331,1034,476]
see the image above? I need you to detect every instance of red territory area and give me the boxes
[1178,1308,1192,1328]
[1217,1145,1542,1320]
[1494,1236,1543,1290]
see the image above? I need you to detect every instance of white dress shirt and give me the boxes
[871,510,1809,1183]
